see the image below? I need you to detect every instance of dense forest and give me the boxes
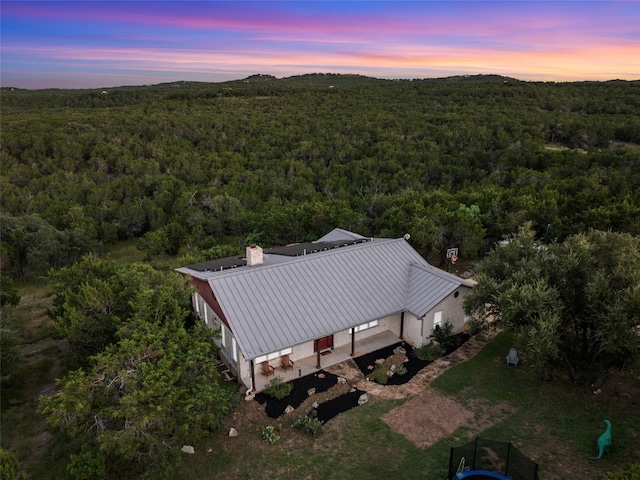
[2,73,640,278]
[2,73,640,479]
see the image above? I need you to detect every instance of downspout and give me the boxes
[250,360,256,392]
[419,315,425,348]
[400,311,405,340]
[315,339,321,369]
[350,328,355,357]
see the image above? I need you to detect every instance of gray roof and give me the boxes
[178,232,473,360]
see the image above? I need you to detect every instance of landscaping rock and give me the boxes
[307,387,316,396]
[228,428,238,437]
[181,445,195,454]
[393,346,407,356]
[284,405,294,414]
[358,393,369,405]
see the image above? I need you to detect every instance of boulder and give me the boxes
[358,393,369,405]
[393,346,407,356]
[228,428,238,437]
[284,405,295,414]
[181,445,195,454]
[307,387,316,396]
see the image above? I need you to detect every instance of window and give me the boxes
[220,324,226,348]
[254,347,293,365]
[351,320,379,334]
[232,337,238,362]
[433,311,443,329]
[203,304,209,325]
[193,292,201,316]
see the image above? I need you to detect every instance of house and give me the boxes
[176,229,474,392]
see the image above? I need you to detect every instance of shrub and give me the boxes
[67,448,107,480]
[369,364,389,384]
[394,363,407,376]
[0,447,19,480]
[261,425,280,444]
[606,463,640,480]
[292,415,324,438]
[413,343,445,362]
[262,376,293,399]
[430,321,457,350]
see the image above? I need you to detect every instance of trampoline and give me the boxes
[454,470,512,480]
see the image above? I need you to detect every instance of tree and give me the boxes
[464,224,640,381]
[0,306,24,385]
[39,263,235,477]
[0,276,20,307]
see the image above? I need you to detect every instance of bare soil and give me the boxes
[382,386,474,449]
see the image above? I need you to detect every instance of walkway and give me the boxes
[324,331,496,400]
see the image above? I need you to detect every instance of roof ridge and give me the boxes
[201,237,404,279]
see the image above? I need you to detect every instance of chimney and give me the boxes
[246,244,264,266]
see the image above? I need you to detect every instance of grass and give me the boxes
[173,331,640,480]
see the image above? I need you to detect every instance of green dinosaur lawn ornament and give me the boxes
[590,419,612,460]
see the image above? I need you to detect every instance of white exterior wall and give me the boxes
[420,286,472,345]
[197,298,251,385]
[401,311,423,348]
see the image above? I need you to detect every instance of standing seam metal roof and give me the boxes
[192,237,472,360]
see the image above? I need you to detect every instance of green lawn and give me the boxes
[174,331,640,480]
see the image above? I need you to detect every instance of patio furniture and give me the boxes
[506,348,519,367]
[261,361,275,377]
[281,354,295,371]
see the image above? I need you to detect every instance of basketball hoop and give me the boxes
[450,255,458,264]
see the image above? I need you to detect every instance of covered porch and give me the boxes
[247,330,401,392]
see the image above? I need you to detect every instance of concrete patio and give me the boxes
[249,330,401,392]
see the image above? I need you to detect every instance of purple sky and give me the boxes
[1,1,638,89]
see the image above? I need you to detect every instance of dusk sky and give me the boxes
[1,1,639,90]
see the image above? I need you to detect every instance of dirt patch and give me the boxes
[382,386,473,449]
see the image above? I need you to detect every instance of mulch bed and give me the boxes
[353,334,471,386]
[314,388,366,423]
[255,333,472,422]
[254,370,338,418]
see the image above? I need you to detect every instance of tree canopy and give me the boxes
[2,76,639,277]
[464,225,640,382]
[39,258,236,477]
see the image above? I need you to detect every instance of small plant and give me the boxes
[430,320,457,350]
[261,425,280,444]
[394,363,407,376]
[66,448,107,480]
[413,343,445,362]
[292,415,324,438]
[369,364,389,384]
[262,376,293,399]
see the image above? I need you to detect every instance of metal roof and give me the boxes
[179,234,473,360]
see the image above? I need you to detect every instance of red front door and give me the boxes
[314,335,334,352]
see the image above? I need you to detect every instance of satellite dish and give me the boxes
[403,233,411,241]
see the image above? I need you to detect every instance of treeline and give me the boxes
[2,75,640,277]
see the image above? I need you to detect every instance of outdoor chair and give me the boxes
[281,354,295,371]
[261,361,275,377]
[506,348,519,367]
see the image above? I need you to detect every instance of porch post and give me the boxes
[350,328,355,357]
[400,311,405,340]
[315,339,321,369]
[250,359,256,392]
